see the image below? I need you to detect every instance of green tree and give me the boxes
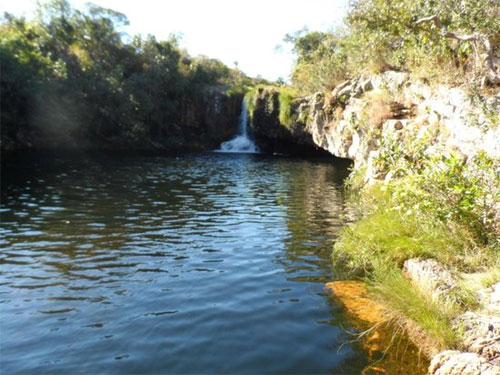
[1,0,251,151]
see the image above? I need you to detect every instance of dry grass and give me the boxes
[362,90,393,129]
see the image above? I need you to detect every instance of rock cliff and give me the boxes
[247,87,329,155]
[1,87,241,153]
[248,72,500,181]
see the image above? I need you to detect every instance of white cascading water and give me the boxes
[218,98,259,153]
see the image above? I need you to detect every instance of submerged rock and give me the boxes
[325,280,387,324]
[326,280,430,375]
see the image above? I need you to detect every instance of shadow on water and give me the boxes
[1,151,425,374]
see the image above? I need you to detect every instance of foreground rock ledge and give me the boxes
[429,351,500,375]
[403,259,500,375]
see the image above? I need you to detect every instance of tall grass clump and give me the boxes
[333,194,472,274]
[369,269,460,351]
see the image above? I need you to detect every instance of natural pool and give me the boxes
[0,153,425,374]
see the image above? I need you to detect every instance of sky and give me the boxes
[0,0,349,81]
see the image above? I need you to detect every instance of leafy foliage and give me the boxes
[286,0,500,93]
[335,124,499,350]
[374,130,500,244]
[1,0,257,150]
[285,29,346,94]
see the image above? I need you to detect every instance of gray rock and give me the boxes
[453,310,500,362]
[336,85,354,99]
[429,351,500,375]
[403,259,459,303]
[360,77,373,93]
[478,282,500,316]
[331,79,352,97]
[382,71,409,89]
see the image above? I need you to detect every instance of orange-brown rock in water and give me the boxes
[326,280,429,375]
[325,280,387,325]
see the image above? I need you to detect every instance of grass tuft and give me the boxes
[368,269,460,351]
[333,185,479,276]
[278,88,298,129]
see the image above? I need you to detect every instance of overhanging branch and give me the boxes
[414,15,478,41]
[414,15,499,85]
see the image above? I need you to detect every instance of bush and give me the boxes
[334,134,499,350]
[286,0,500,94]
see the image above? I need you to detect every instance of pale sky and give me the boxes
[0,0,349,81]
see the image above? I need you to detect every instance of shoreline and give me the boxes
[245,72,500,374]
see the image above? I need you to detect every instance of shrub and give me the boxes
[285,0,500,94]
[278,89,295,128]
[334,136,499,350]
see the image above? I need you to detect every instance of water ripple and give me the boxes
[0,153,374,375]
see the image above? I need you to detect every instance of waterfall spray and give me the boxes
[218,98,259,153]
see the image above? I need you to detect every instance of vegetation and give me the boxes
[245,85,299,131]
[279,0,500,353]
[286,0,500,94]
[277,87,298,129]
[333,128,500,351]
[1,0,260,151]
[370,269,460,349]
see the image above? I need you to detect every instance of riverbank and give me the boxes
[331,177,500,374]
[246,73,500,374]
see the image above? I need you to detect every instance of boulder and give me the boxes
[454,312,500,362]
[478,282,500,316]
[429,351,500,375]
[403,258,459,303]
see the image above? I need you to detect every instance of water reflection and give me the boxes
[0,153,421,374]
[278,162,350,283]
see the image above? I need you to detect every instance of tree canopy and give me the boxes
[1,0,258,151]
[287,0,500,93]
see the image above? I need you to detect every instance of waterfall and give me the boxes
[218,98,259,153]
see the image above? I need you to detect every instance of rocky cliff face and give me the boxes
[1,87,241,153]
[247,87,329,155]
[248,72,500,179]
[168,88,241,153]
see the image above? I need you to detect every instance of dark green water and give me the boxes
[1,152,369,374]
